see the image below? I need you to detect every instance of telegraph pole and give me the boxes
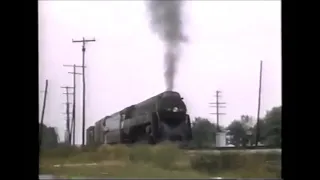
[39,80,49,149]
[209,90,226,132]
[62,103,72,144]
[255,60,263,147]
[63,64,83,145]
[72,37,96,147]
[62,110,73,144]
[61,86,73,145]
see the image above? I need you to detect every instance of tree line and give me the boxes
[190,106,281,148]
[39,105,281,149]
[39,124,59,149]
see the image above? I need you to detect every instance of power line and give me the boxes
[72,37,96,147]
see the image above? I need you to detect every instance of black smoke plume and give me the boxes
[146,0,187,91]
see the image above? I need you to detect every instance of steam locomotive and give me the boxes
[86,91,192,146]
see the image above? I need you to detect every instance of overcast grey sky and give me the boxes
[38,1,281,143]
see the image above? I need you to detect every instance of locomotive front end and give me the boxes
[157,91,192,142]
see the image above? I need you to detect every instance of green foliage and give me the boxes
[190,152,246,173]
[227,115,255,147]
[128,142,186,169]
[40,123,59,149]
[190,117,217,148]
[129,144,153,162]
[261,106,281,146]
[190,153,220,173]
[39,105,282,178]
[40,144,281,178]
[41,146,81,158]
[189,151,281,177]
[41,142,184,170]
[227,106,282,147]
[151,142,184,169]
[227,121,247,147]
[41,161,207,178]
[97,144,130,160]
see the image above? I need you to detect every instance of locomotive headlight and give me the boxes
[173,107,178,112]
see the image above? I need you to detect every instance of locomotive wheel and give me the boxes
[151,113,159,143]
[147,133,156,144]
[186,115,192,140]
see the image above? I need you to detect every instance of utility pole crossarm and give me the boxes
[209,102,226,104]
[68,72,83,75]
[63,65,86,68]
[72,39,96,43]
[209,90,227,132]
[210,113,226,115]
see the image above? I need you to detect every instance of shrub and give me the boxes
[151,142,184,169]
[129,144,153,163]
[189,151,281,176]
[264,151,281,161]
[41,146,81,158]
[40,143,281,178]
[190,153,221,173]
[81,145,99,152]
[219,152,246,170]
[98,144,130,160]
[66,152,104,163]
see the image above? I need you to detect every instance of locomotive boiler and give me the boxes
[86,91,192,145]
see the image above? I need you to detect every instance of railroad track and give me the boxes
[181,146,281,151]
[39,175,281,180]
[186,148,281,154]
[182,146,281,154]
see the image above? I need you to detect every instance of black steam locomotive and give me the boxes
[86,91,192,146]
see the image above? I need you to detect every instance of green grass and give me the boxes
[40,162,207,178]
[40,144,281,178]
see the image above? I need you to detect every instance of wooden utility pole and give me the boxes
[63,64,83,145]
[39,80,49,148]
[61,86,73,145]
[209,90,226,132]
[62,104,72,144]
[72,37,96,147]
[255,60,263,146]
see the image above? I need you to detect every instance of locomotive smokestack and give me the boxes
[146,0,187,91]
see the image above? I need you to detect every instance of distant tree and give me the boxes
[227,115,254,147]
[190,117,218,148]
[227,121,245,147]
[39,123,59,149]
[261,106,282,147]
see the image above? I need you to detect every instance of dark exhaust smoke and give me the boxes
[146,0,187,91]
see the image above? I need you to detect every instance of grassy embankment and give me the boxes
[40,143,281,178]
